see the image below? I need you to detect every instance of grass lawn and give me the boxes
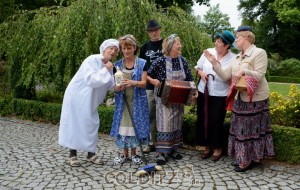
[268,82,300,96]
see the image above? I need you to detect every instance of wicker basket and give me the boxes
[235,76,247,91]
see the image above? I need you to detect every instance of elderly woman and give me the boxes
[195,30,236,161]
[59,39,119,167]
[147,34,196,165]
[204,26,275,172]
[110,34,149,165]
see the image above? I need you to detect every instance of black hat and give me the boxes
[237,26,253,32]
[216,30,235,47]
[146,19,161,31]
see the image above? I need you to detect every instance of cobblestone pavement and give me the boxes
[0,117,299,190]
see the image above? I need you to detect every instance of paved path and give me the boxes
[0,117,299,190]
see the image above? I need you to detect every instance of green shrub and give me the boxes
[269,76,300,83]
[270,58,300,77]
[182,114,197,146]
[272,125,300,164]
[270,85,300,128]
[98,106,114,134]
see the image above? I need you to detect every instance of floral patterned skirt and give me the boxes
[228,96,275,165]
[115,134,148,149]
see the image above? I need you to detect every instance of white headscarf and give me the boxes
[99,39,119,54]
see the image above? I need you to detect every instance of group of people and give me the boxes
[58,19,275,172]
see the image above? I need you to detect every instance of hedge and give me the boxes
[0,98,299,164]
[269,76,300,83]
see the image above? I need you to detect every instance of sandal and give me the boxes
[69,156,81,167]
[87,155,104,165]
[167,152,183,160]
[113,155,129,165]
[132,155,143,165]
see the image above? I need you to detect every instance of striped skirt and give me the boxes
[155,101,184,153]
[228,96,275,165]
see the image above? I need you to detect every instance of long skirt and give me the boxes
[196,92,227,149]
[155,101,184,153]
[228,96,275,165]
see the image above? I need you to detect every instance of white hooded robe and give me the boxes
[58,54,114,152]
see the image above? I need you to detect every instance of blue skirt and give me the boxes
[115,134,149,149]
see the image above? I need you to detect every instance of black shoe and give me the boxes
[234,162,253,172]
[167,152,183,160]
[231,161,239,167]
[156,154,167,165]
[143,145,155,153]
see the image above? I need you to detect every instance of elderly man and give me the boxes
[59,39,119,167]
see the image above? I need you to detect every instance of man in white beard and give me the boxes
[59,39,119,167]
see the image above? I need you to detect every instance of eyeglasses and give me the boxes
[147,29,159,33]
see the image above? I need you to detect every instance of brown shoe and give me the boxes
[201,150,213,159]
[211,153,222,161]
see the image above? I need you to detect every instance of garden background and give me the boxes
[0,0,299,164]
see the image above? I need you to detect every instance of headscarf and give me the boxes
[99,39,119,54]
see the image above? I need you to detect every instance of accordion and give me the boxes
[157,80,197,105]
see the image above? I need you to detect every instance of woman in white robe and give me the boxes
[59,39,119,167]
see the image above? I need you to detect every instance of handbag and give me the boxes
[235,76,247,91]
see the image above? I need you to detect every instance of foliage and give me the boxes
[272,125,300,164]
[0,0,76,23]
[196,4,234,41]
[269,76,300,84]
[0,61,10,98]
[0,0,212,99]
[269,58,300,77]
[269,84,300,128]
[272,0,300,24]
[153,0,211,12]
[0,98,114,132]
[238,0,300,60]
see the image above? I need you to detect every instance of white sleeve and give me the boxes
[82,57,114,88]
[194,53,206,70]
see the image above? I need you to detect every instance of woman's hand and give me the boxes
[196,69,208,83]
[203,50,219,66]
[151,78,161,88]
[121,78,137,88]
[114,84,125,91]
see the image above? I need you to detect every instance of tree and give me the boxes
[272,0,300,24]
[197,4,234,41]
[238,0,300,59]
[0,0,75,23]
[0,0,212,99]
[152,0,210,12]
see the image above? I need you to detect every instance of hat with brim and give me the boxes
[216,30,235,47]
[146,19,161,31]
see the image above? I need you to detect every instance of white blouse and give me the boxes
[195,48,235,96]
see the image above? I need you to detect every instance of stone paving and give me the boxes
[0,117,299,190]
